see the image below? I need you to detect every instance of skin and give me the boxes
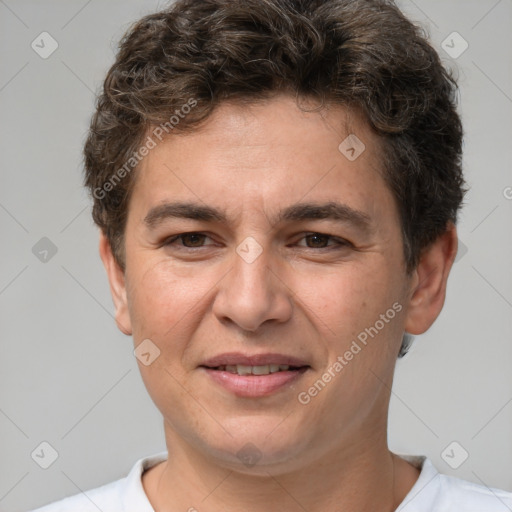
[100,94,458,511]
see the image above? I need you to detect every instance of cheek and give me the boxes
[294,262,400,347]
[125,257,209,345]
[294,266,404,426]
[125,260,212,399]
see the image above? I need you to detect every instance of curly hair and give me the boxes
[84,0,465,356]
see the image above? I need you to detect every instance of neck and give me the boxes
[143,423,419,512]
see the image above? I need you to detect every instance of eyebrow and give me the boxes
[143,200,373,233]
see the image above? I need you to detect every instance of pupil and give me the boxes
[308,234,327,247]
[184,234,204,246]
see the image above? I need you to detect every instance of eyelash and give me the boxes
[163,232,352,251]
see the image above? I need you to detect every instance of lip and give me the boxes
[199,352,311,398]
[201,367,309,397]
[200,352,310,368]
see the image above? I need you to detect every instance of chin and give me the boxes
[195,416,314,474]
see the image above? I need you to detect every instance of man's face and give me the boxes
[110,95,416,472]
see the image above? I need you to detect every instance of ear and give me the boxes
[98,231,132,335]
[404,222,458,335]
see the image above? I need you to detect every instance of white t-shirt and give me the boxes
[30,452,512,512]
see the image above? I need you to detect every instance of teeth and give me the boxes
[237,365,253,376]
[252,365,270,375]
[215,364,294,375]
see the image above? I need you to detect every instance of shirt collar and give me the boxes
[395,455,441,512]
[121,450,168,511]
[120,451,438,512]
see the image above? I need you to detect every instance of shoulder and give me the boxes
[29,451,168,512]
[29,478,125,512]
[435,472,512,511]
[397,455,512,512]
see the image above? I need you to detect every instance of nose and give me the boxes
[212,241,293,333]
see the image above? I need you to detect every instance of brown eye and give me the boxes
[296,233,350,249]
[180,233,207,247]
[164,232,212,248]
[304,233,331,248]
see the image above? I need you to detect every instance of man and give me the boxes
[32,0,512,510]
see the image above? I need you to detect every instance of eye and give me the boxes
[164,232,214,248]
[162,231,352,251]
[295,232,351,249]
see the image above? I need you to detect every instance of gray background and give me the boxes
[0,1,511,510]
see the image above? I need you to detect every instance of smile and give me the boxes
[199,353,311,397]
[208,364,299,375]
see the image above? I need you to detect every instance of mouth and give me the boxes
[199,353,311,397]
[203,363,306,375]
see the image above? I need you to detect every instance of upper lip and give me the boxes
[200,352,310,368]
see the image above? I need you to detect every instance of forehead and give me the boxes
[151,97,379,171]
[129,95,396,229]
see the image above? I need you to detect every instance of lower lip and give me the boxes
[202,367,308,397]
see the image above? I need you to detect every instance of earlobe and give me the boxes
[98,232,132,335]
[404,222,458,335]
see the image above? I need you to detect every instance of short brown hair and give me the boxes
[84,0,465,278]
